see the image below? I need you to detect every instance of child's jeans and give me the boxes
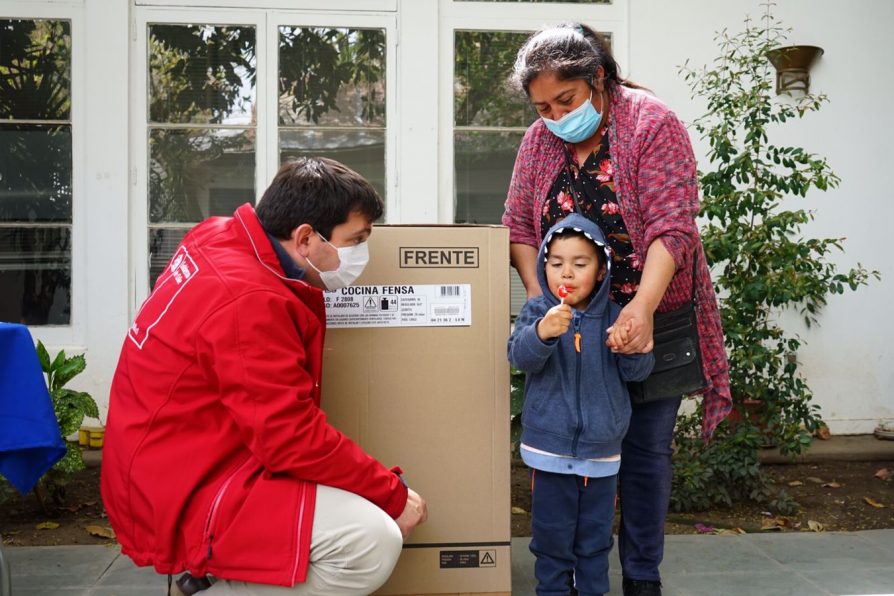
[529,470,617,596]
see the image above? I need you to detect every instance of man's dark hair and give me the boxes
[256,157,384,240]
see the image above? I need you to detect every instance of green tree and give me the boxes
[454,31,531,128]
[671,8,878,513]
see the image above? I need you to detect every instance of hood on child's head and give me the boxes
[536,214,612,307]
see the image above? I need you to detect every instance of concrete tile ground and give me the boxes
[3,530,893,595]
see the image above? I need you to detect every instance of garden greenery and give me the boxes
[671,8,878,513]
[35,341,98,509]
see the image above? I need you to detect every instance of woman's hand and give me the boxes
[606,299,654,354]
[537,303,572,341]
[607,240,677,354]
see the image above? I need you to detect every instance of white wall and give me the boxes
[629,0,894,433]
[26,0,892,433]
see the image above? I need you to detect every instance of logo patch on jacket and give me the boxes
[128,246,200,349]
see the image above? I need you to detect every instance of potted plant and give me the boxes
[34,342,99,511]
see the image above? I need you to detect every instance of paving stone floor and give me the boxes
[3,530,894,595]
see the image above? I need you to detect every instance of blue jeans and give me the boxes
[618,396,682,582]
[529,470,616,596]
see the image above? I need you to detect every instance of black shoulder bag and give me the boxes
[627,254,707,404]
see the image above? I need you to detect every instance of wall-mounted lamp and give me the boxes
[767,45,824,95]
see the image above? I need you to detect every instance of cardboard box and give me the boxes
[321,225,511,596]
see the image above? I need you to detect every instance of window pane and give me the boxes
[280,129,385,203]
[0,226,71,325]
[148,227,188,289]
[149,128,255,223]
[0,124,72,222]
[454,31,533,128]
[149,24,256,125]
[278,27,385,127]
[0,19,71,120]
[454,131,523,224]
[0,18,72,325]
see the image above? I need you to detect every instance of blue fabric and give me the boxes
[265,231,306,281]
[508,214,654,459]
[617,396,682,582]
[520,444,619,478]
[0,323,66,494]
[529,469,616,596]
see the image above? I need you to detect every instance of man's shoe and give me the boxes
[622,577,662,596]
[169,572,212,596]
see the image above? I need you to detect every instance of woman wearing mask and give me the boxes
[502,23,731,596]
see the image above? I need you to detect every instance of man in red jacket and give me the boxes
[101,157,427,596]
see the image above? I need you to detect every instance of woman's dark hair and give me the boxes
[512,22,640,95]
[256,156,383,240]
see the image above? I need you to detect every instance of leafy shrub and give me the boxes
[672,7,877,513]
[34,341,98,507]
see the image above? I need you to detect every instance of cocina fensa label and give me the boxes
[323,284,471,328]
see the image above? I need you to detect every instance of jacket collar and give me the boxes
[265,231,306,281]
[232,203,317,293]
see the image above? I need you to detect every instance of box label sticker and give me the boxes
[324,284,471,328]
[439,550,496,569]
[400,247,479,268]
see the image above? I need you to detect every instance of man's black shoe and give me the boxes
[169,572,212,596]
[622,577,662,596]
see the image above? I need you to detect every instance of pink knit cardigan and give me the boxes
[502,84,731,440]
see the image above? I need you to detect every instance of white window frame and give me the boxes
[131,6,396,310]
[136,0,397,11]
[437,0,630,224]
[2,1,86,347]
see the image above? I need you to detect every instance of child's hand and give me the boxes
[537,303,573,341]
[606,319,633,352]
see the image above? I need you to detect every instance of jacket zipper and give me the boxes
[571,314,583,457]
[290,481,308,584]
[203,456,252,560]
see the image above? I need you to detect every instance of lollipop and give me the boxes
[558,284,574,304]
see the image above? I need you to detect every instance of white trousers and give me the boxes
[202,484,403,596]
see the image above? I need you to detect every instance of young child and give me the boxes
[508,214,654,596]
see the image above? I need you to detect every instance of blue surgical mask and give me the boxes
[541,90,602,143]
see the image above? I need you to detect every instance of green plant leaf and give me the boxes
[53,355,86,388]
[35,340,51,372]
[50,349,66,372]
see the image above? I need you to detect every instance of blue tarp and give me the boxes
[0,323,66,494]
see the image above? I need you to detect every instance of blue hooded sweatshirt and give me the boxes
[508,214,654,459]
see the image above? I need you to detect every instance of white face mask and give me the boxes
[305,232,369,290]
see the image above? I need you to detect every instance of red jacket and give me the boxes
[101,204,407,586]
